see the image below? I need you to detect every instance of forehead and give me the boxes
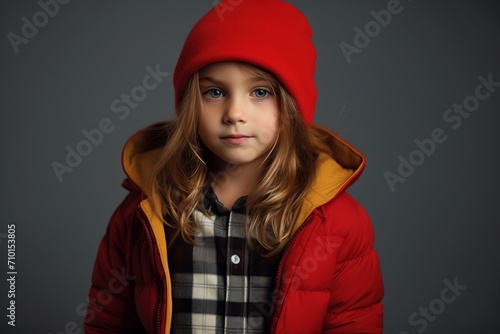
[199,61,265,82]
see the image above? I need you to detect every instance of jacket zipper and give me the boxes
[270,210,318,319]
[137,209,164,334]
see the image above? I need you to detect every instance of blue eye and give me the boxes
[253,89,269,98]
[204,89,224,99]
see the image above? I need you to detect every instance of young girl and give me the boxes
[85,1,384,333]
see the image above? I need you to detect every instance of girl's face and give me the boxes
[198,62,279,171]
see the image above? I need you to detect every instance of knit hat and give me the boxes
[173,0,317,125]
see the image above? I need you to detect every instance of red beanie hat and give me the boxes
[173,0,317,125]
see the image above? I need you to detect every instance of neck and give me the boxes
[208,158,263,209]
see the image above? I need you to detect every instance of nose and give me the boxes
[223,96,248,124]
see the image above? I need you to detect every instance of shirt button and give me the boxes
[231,254,240,264]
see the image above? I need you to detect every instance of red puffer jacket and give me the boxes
[84,123,384,333]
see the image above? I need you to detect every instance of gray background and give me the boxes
[1,1,499,333]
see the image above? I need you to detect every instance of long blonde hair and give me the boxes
[146,63,318,255]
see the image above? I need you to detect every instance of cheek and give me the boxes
[259,115,279,144]
[197,124,210,143]
[267,107,280,137]
[198,110,214,133]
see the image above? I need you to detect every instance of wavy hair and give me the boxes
[146,63,318,255]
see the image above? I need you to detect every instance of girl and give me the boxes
[85,1,384,333]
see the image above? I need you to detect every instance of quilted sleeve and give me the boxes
[322,193,384,333]
[84,179,146,333]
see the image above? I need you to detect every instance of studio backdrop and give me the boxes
[1,1,499,333]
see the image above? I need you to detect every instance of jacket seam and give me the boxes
[335,248,376,265]
[327,302,381,316]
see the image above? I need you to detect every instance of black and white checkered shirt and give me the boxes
[165,186,281,333]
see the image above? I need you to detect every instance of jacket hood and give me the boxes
[291,125,365,233]
[121,122,366,232]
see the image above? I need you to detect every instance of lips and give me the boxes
[221,134,251,144]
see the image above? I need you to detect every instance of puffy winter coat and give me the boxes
[84,123,384,333]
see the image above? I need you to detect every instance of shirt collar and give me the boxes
[202,184,247,215]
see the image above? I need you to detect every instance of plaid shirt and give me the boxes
[165,186,281,333]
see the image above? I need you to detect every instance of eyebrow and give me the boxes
[199,76,268,85]
[199,76,223,85]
